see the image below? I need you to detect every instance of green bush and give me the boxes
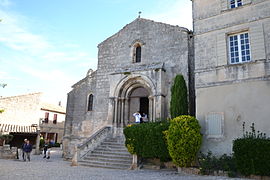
[166,115,202,167]
[233,123,270,176]
[124,121,170,161]
[170,74,188,119]
[0,134,13,144]
[198,152,237,177]
[53,142,61,147]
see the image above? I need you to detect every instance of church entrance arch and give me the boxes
[129,87,149,123]
[112,75,156,127]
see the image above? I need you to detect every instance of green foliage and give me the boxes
[233,122,270,176]
[0,83,7,88]
[0,109,4,113]
[39,138,45,148]
[198,152,237,177]
[0,134,13,144]
[166,115,202,167]
[123,72,131,75]
[123,121,171,161]
[53,142,61,147]
[170,74,188,119]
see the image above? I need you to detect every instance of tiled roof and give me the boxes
[41,102,66,114]
[0,124,37,133]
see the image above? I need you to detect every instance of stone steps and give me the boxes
[79,136,132,170]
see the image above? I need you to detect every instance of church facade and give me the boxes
[63,18,194,158]
[63,0,270,158]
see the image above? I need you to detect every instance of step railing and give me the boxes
[77,126,112,160]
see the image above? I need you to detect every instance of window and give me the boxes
[228,32,251,64]
[135,45,141,63]
[44,112,49,123]
[53,114,57,124]
[206,112,224,138]
[87,94,93,111]
[230,0,242,8]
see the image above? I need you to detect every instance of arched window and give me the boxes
[87,94,93,111]
[135,45,141,63]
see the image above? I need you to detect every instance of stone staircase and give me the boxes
[79,136,133,169]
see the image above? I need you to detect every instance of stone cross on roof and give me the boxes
[138,11,142,18]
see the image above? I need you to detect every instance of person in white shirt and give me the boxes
[133,111,141,123]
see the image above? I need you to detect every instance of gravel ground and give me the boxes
[0,148,250,180]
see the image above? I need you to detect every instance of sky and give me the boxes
[0,0,192,106]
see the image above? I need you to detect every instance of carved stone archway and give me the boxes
[112,75,157,127]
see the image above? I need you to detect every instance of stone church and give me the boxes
[63,0,270,159]
[63,18,194,159]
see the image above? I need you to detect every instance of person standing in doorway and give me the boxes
[133,111,141,124]
[23,140,32,161]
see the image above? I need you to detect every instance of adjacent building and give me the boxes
[193,0,270,155]
[0,93,66,147]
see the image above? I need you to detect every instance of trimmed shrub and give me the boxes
[170,74,188,119]
[166,115,202,167]
[123,121,170,161]
[233,123,270,176]
[198,152,237,177]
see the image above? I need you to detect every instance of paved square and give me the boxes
[0,148,248,180]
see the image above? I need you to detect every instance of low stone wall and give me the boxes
[0,145,17,159]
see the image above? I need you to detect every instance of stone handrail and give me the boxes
[77,126,112,160]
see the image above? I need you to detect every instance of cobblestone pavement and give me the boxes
[0,148,250,180]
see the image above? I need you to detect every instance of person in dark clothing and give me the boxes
[43,139,51,159]
[22,140,32,161]
[21,139,27,161]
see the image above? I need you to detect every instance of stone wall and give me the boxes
[63,18,193,157]
[0,145,17,159]
[0,93,42,126]
[96,18,190,121]
[193,0,270,155]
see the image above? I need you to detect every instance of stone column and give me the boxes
[153,96,156,121]
[117,98,121,127]
[35,129,40,155]
[124,98,130,125]
[114,97,118,128]
[108,97,115,126]
[148,96,153,122]
[121,98,125,128]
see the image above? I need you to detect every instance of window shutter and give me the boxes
[206,112,224,138]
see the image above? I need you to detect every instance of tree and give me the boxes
[0,83,7,88]
[0,83,7,113]
[170,74,188,119]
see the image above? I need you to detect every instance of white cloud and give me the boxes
[0,71,19,80]
[146,0,192,30]
[0,0,12,7]
[0,7,95,104]
[0,10,51,54]
[42,51,92,63]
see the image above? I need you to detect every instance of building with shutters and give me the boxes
[0,93,65,147]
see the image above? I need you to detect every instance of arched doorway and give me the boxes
[129,87,149,124]
[112,75,156,127]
